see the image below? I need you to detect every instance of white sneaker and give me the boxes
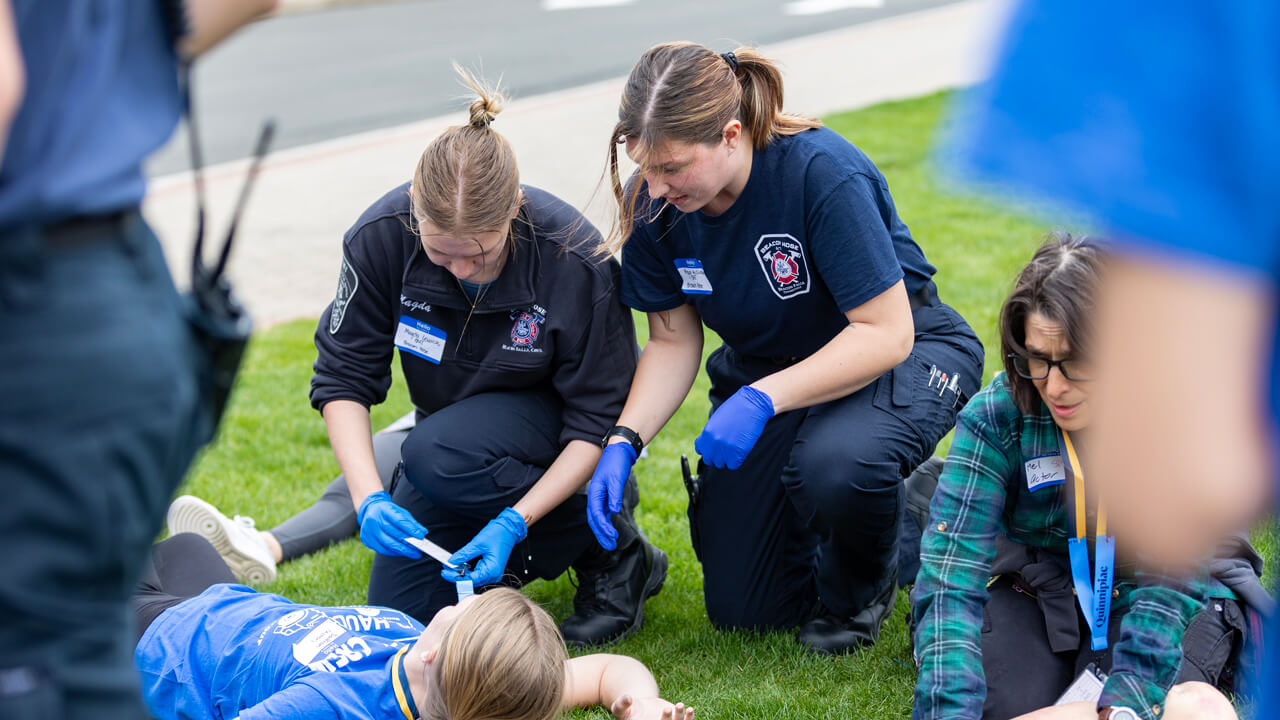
[166,495,278,584]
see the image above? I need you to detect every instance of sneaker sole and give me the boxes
[565,545,668,648]
[167,496,277,585]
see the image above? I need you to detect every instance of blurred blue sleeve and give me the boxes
[952,0,1280,274]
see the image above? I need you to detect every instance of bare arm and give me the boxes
[1009,683,1237,720]
[321,399,384,511]
[753,279,914,412]
[563,654,693,720]
[610,304,705,446]
[0,0,23,166]
[512,439,601,526]
[179,0,279,59]
[1093,256,1275,570]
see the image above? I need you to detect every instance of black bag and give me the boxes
[178,61,274,443]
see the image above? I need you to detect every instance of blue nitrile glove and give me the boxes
[441,507,527,586]
[586,442,639,550]
[356,491,429,558]
[694,385,776,470]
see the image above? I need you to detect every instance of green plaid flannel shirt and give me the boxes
[910,374,1206,720]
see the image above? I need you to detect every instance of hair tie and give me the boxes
[720,51,739,72]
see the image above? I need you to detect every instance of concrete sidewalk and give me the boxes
[142,0,1011,329]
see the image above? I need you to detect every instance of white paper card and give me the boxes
[1054,666,1105,705]
[404,536,457,568]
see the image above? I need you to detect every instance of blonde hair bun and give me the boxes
[411,64,521,239]
[452,62,506,128]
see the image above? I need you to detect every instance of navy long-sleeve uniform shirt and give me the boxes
[311,183,637,448]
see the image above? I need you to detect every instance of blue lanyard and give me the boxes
[1062,431,1114,651]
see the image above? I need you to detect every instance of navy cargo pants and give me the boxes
[690,298,983,629]
[367,389,596,623]
[0,213,206,718]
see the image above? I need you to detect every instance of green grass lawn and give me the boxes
[176,91,1274,719]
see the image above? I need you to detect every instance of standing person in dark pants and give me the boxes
[0,1,276,716]
[585,42,985,654]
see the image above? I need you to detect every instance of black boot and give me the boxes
[560,476,667,647]
[796,571,899,655]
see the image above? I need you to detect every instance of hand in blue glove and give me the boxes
[441,507,528,586]
[586,442,639,550]
[356,490,429,558]
[694,385,775,470]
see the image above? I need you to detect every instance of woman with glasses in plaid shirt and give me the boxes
[910,232,1247,720]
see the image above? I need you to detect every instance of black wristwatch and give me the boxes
[601,425,644,454]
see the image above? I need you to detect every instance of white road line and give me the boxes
[783,0,885,15]
[542,0,635,10]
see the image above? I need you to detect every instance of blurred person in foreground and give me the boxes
[0,0,276,716]
[911,233,1259,720]
[950,1,1280,718]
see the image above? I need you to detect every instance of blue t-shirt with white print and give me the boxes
[136,584,425,720]
[621,126,935,360]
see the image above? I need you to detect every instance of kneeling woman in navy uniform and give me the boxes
[303,72,663,644]
[585,42,984,654]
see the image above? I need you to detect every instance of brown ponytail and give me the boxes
[602,42,821,255]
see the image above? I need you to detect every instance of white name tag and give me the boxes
[292,619,346,665]
[1054,666,1105,705]
[395,315,446,365]
[1024,454,1066,492]
[674,258,713,295]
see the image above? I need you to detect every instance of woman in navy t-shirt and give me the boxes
[585,42,984,654]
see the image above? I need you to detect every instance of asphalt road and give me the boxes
[147,0,964,176]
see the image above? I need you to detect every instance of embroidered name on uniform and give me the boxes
[754,234,811,300]
[400,295,432,314]
[504,304,547,353]
[329,256,359,334]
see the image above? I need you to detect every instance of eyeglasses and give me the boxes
[1007,353,1094,382]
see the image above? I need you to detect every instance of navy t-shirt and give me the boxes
[621,126,934,359]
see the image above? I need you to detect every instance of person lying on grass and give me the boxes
[134,533,693,720]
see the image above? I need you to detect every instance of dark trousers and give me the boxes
[132,534,237,645]
[691,301,983,629]
[366,389,595,623]
[0,214,205,719]
[980,576,1247,719]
